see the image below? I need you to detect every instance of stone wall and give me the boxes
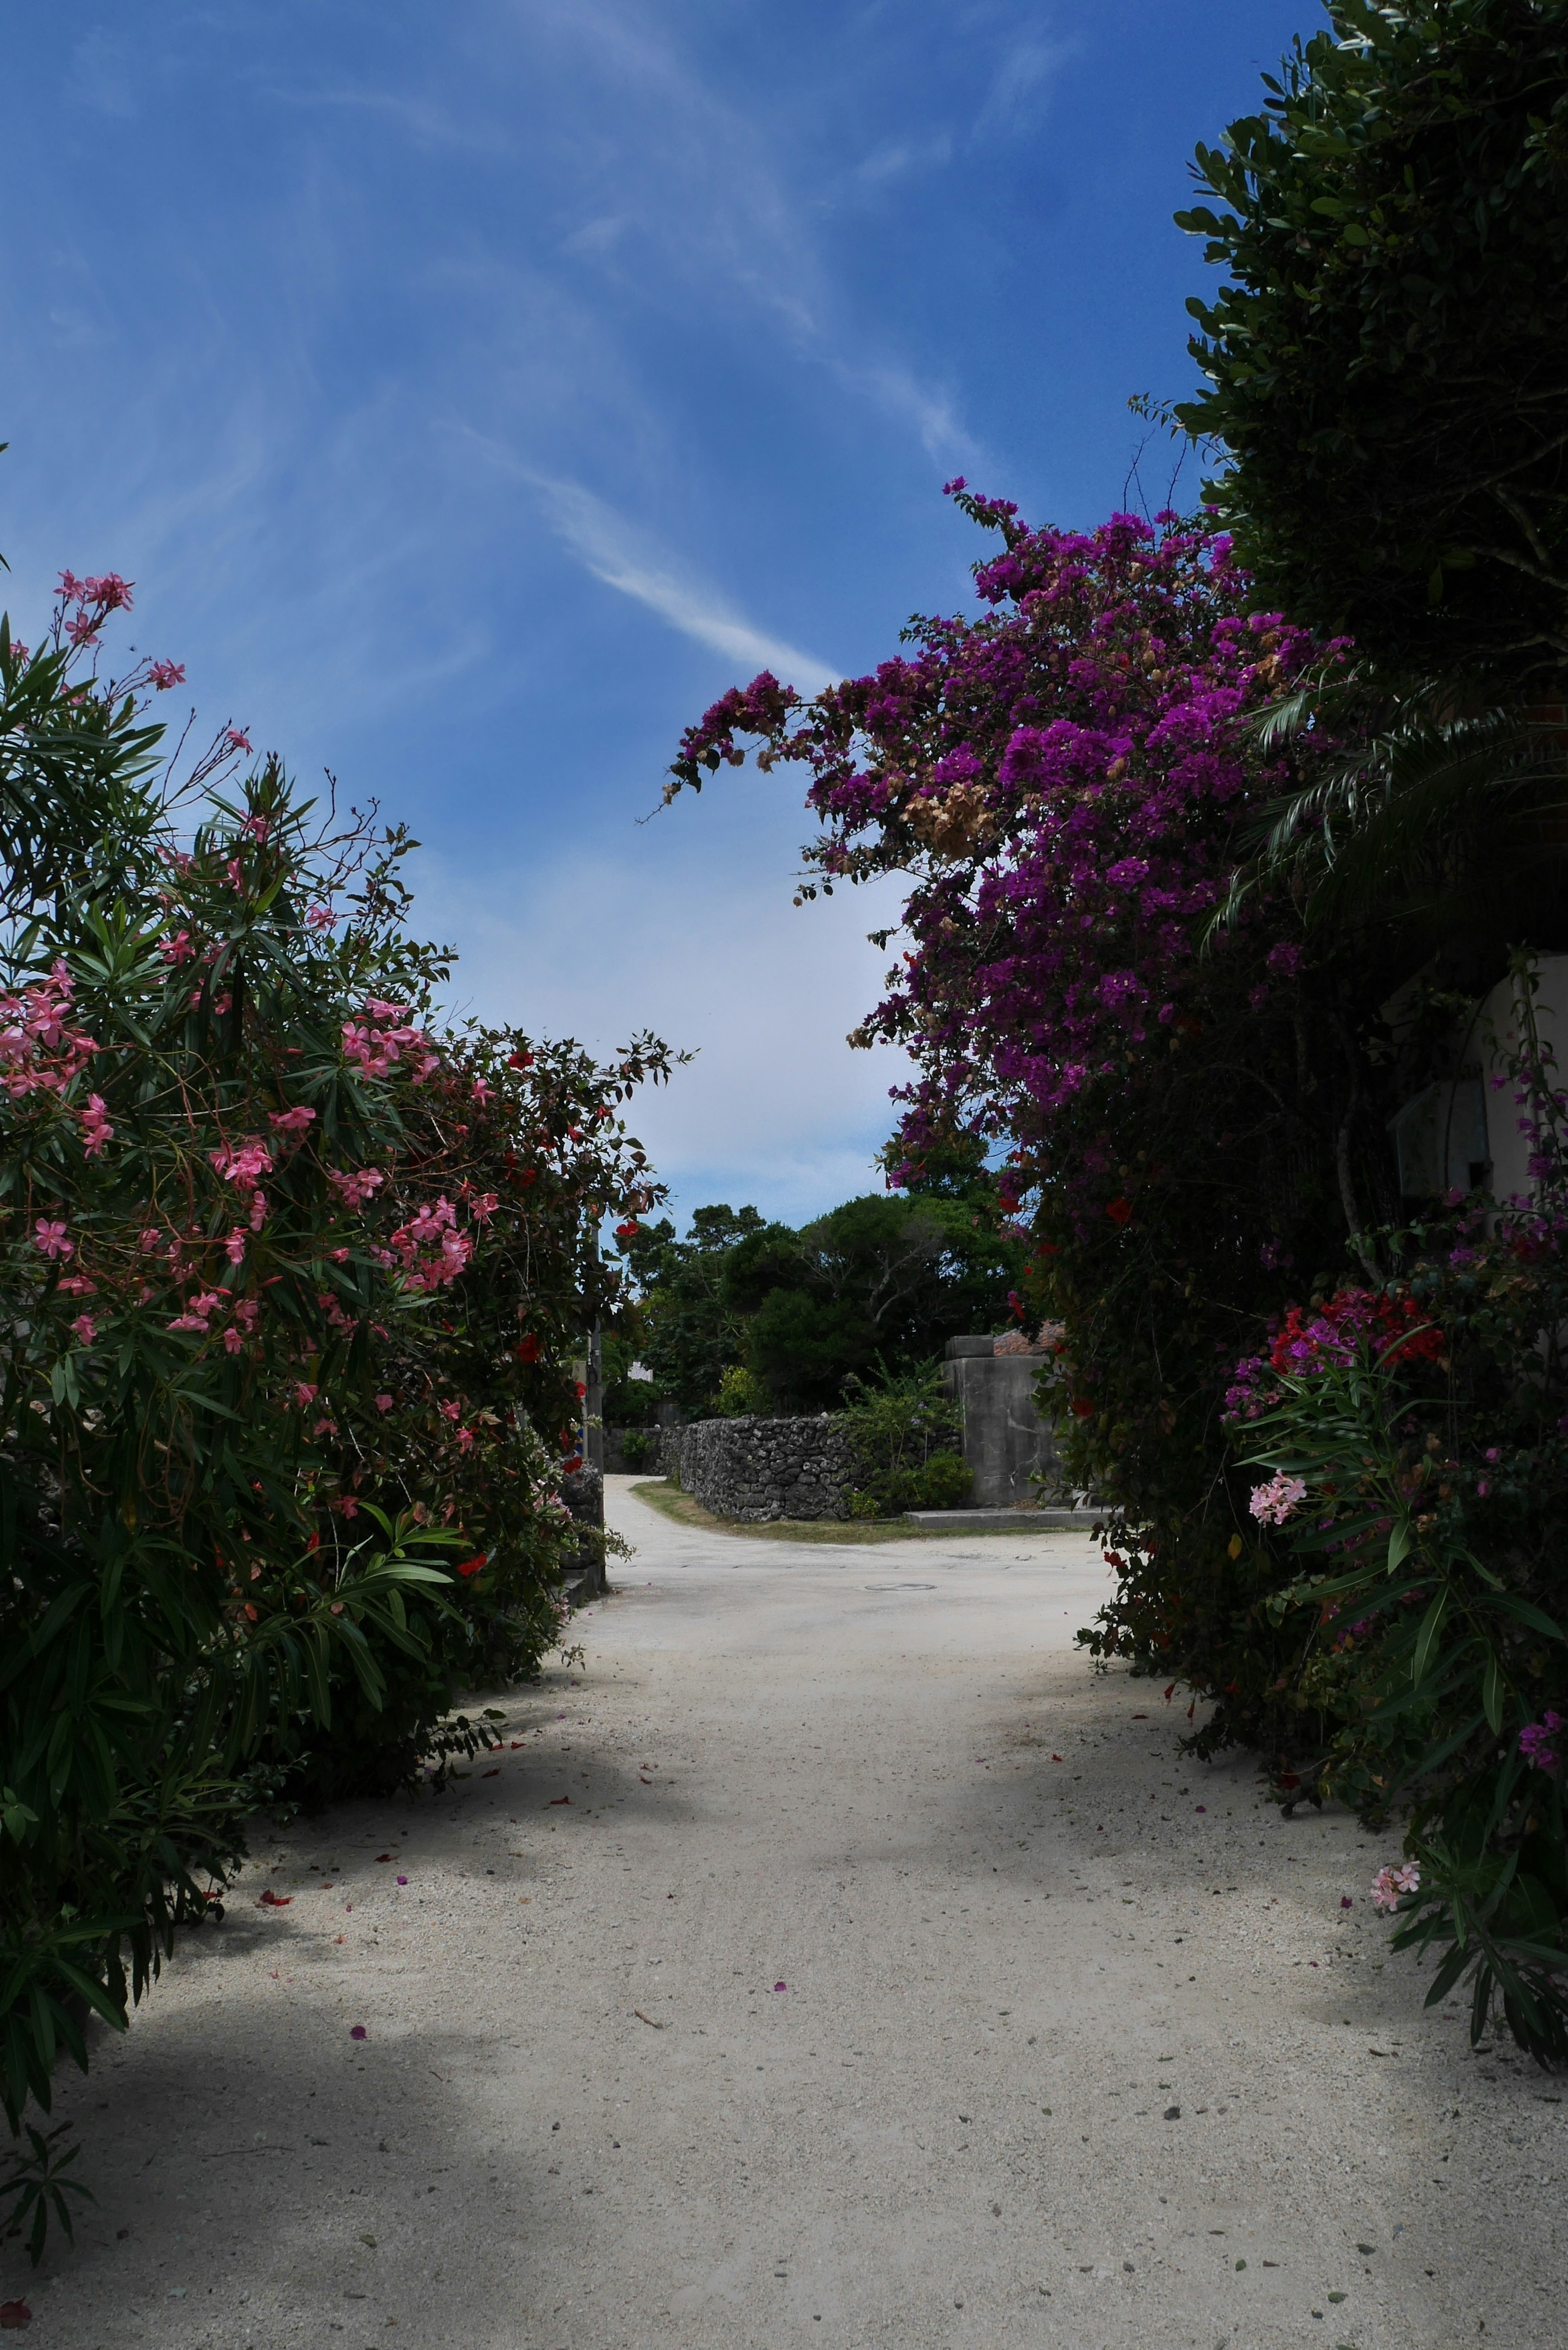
[669,1414,855,1522]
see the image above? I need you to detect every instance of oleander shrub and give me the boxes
[0,573,669,2240]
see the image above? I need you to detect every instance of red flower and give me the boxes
[517,1334,541,1362]
[1070,1398,1096,1418]
[615,1220,640,1240]
[1105,1198,1133,1226]
[456,1553,487,1578]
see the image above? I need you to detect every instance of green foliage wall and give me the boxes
[1176,0,1568,695]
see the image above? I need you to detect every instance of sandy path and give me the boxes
[24,1475,1565,2348]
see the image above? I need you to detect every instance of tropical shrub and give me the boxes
[711,1363,770,1417]
[1175,0,1568,699]
[841,1361,969,1518]
[1221,962,1568,2054]
[0,572,669,2232]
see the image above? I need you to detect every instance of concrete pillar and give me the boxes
[941,1336,1062,1508]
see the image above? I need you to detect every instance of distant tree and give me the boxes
[726,1193,1022,1412]
[1176,0,1568,697]
[619,1203,766,1411]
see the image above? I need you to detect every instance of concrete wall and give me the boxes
[669,1415,855,1522]
[941,1337,1062,1508]
[1474,954,1568,1207]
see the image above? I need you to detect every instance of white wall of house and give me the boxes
[1473,953,1568,1205]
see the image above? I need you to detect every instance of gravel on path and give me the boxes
[27,1476,1565,2348]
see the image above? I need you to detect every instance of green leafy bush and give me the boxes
[1221,967,1568,2054]
[0,575,670,2238]
[842,1362,969,1517]
[711,1363,769,1417]
[1176,0,1568,696]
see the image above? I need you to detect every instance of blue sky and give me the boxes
[0,0,1311,1228]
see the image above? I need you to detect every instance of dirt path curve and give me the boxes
[32,1477,1563,2348]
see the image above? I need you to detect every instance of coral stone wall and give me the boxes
[670,1415,855,1522]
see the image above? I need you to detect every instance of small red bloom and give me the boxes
[456,1554,487,1578]
[517,1334,542,1363]
[1105,1197,1133,1226]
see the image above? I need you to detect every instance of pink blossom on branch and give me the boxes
[1370,1862,1421,1911]
[1248,1471,1307,1526]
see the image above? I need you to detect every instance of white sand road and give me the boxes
[19,1475,1566,2348]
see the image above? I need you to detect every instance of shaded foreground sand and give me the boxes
[24,1477,1566,2348]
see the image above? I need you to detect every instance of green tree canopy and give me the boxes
[619,1203,766,1411]
[727,1192,1022,1412]
[1176,0,1568,697]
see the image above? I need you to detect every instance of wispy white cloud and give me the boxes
[972,30,1076,140]
[459,433,840,695]
[853,133,954,186]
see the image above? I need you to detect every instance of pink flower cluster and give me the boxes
[56,569,134,650]
[1248,1470,1307,1526]
[209,1137,273,1188]
[1519,1711,1566,1774]
[0,965,98,1100]
[387,1196,472,1292]
[668,498,1318,1206]
[78,1094,114,1157]
[342,999,440,1083]
[169,1292,261,1354]
[327,1166,384,1210]
[1370,1862,1421,1912]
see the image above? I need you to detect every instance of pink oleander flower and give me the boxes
[1520,1712,1566,1774]
[82,572,132,611]
[292,1382,318,1409]
[249,1189,268,1232]
[471,1078,493,1106]
[267,1105,317,1136]
[374,1394,394,1414]
[209,1137,273,1187]
[33,1219,72,1260]
[306,904,336,929]
[225,728,252,753]
[149,659,186,691]
[158,930,195,966]
[139,1227,162,1252]
[327,1166,384,1209]
[241,813,271,843]
[225,1229,247,1265]
[470,1192,499,1223]
[77,1092,114,1156]
[70,1313,98,1346]
[222,1325,245,1354]
[1248,1470,1307,1527]
[1370,1862,1421,1911]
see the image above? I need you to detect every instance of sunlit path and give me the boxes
[38,1479,1560,2349]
